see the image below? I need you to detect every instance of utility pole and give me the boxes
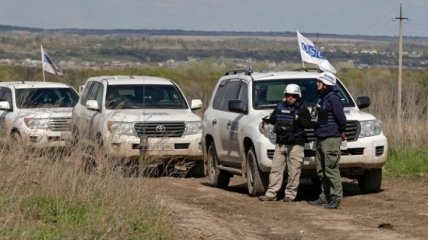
[395,4,408,131]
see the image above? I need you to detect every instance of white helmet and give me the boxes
[283,84,301,97]
[317,72,337,86]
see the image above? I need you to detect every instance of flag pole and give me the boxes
[41,45,46,82]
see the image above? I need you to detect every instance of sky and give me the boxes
[1,0,428,37]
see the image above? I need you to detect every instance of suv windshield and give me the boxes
[253,78,354,109]
[106,84,188,109]
[16,88,79,108]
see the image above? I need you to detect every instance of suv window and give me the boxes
[0,87,13,109]
[80,81,94,105]
[105,84,187,109]
[237,82,248,112]
[15,88,78,108]
[87,82,101,102]
[212,80,228,110]
[253,78,354,109]
[220,80,242,111]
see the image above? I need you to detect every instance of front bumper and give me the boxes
[258,134,388,175]
[105,134,203,160]
[301,134,388,171]
[22,129,71,148]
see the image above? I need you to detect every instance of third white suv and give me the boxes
[202,69,388,196]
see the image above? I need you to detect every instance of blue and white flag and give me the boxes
[41,45,63,76]
[297,31,336,73]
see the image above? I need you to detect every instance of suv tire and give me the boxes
[246,147,268,196]
[207,142,230,188]
[358,168,382,193]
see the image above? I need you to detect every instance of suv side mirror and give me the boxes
[228,99,245,113]
[190,99,203,110]
[86,100,100,111]
[357,96,371,109]
[0,101,11,110]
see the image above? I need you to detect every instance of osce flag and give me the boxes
[41,45,63,76]
[297,31,336,73]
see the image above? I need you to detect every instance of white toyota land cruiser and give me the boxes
[0,81,79,149]
[202,69,388,196]
[71,75,204,175]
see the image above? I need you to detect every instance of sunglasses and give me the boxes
[285,94,298,98]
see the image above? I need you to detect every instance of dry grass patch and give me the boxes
[0,142,180,239]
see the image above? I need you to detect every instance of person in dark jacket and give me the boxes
[309,72,347,209]
[259,84,312,202]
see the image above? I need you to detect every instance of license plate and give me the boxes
[149,143,174,151]
[60,132,71,140]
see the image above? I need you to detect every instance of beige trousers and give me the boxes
[265,144,304,200]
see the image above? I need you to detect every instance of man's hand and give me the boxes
[341,132,347,141]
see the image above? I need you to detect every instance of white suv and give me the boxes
[0,81,78,149]
[202,69,388,196]
[72,75,204,175]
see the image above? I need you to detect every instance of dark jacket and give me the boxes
[314,87,347,138]
[264,100,312,146]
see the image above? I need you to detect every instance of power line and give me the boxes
[395,4,409,141]
[358,5,398,35]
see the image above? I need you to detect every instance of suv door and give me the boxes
[215,79,244,166]
[75,81,104,138]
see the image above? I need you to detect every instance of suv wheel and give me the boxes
[358,168,382,193]
[82,136,109,175]
[207,142,230,188]
[246,147,268,196]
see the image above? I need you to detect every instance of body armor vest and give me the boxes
[275,103,305,141]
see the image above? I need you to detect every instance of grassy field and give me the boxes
[0,143,179,239]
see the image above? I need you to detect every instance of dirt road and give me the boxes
[147,175,428,240]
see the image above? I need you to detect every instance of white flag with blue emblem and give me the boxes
[41,45,63,76]
[297,31,336,73]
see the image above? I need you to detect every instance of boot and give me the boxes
[258,195,277,201]
[324,196,341,209]
[308,198,327,206]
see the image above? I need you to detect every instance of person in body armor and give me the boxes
[308,72,347,209]
[259,84,312,202]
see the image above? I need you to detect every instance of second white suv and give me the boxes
[0,81,79,150]
[202,69,388,196]
[72,75,204,175]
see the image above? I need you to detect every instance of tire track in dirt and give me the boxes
[150,176,427,240]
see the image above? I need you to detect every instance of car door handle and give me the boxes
[212,119,217,125]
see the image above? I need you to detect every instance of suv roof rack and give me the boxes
[224,69,253,76]
[293,67,323,73]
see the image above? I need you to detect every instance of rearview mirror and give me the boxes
[357,96,371,109]
[191,99,203,110]
[86,100,100,111]
[228,99,245,113]
[0,101,11,110]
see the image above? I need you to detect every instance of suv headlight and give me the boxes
[186,121,202,135]
[107,121,134,136]
[24,118,48,129]
[359,120,382,138]
[259,122,276,139]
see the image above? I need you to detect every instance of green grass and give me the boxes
[0,194,177,239]
[385,147,428,177]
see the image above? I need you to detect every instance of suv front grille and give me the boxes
[134,122,186,137]
[48,118,72,131]
[304,121,360,142]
